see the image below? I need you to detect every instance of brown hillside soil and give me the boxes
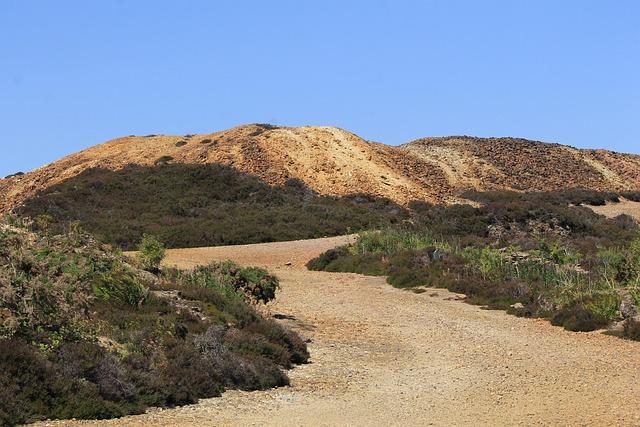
[401,136,640,192]
[4,124,640,213]
[0,125,453,211]
[32,236,640,427]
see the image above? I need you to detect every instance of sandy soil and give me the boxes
[32,236,640,427]
[588,199,640,221]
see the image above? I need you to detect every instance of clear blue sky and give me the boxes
[2,1,639,178]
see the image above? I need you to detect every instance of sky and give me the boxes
[1,1,639,178]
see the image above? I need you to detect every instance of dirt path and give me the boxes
[34,236,640,426]
[588,199,640,220]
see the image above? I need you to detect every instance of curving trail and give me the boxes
[33,236,640,426]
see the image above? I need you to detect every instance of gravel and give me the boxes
[31,236,640,427]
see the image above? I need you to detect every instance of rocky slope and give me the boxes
[2,124,640,212]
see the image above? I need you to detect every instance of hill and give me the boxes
[402,136,640,193]
[3,123,640,214]
[9,163,406,249]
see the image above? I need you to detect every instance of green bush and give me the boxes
[305,246,351,270]
[586,292,622,320]
[175,262,279,305]
[0,339,141,426]
[93,271,148,308]
[136,234,165,273]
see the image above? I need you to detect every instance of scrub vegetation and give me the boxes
[0,216,308,426]
[308,190,640,338]
[16,163,406,250]
[5,172,640,425]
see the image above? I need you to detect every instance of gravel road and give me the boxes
[32,236,640,426]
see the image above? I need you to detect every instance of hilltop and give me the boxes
[2,123,640,213]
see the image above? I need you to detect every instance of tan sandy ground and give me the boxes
[32,236,640,427]
[589,199,640,221]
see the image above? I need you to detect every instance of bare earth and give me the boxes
[589,199,640,221]
[33,236,640,427]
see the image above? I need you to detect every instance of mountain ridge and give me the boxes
[2,123,640,213]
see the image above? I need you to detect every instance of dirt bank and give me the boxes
[32,236,640,426]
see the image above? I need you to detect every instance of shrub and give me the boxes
[93,271,148,308]
[158,337,224,406]
[0,339,139,426]
[551,303,609,332]
[175,262,279,305]
[0,218,308,424]
[136,234,165,273]
[320,252,384,275]
[586,292,622,320]
[306,246,351,270]
[240,320,310,366]
[237,266,280,304]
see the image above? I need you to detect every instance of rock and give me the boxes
[510,302,525,310]
[620,301,639,319]
[135,268,159,285]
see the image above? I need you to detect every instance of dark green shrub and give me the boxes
[54,342,137,405]
[387,268,429,289]
[4,171,24,179]
[237,266,280,304]
[0,339,137,426]
[306,246,351,270]
[325,252,385,275]
[177,284,260,327]
[194,325,290,391]
[240,320,310,366]
[551,303,609,332]
[158,337,224,406]
[175,262,279,305]
[621,191,640,202]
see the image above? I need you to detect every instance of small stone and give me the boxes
[620,301,638,319]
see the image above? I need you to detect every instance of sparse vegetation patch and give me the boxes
[308,190,640,338]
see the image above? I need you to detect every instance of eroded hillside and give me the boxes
[2,124,640,213]
[401,136,640,192]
